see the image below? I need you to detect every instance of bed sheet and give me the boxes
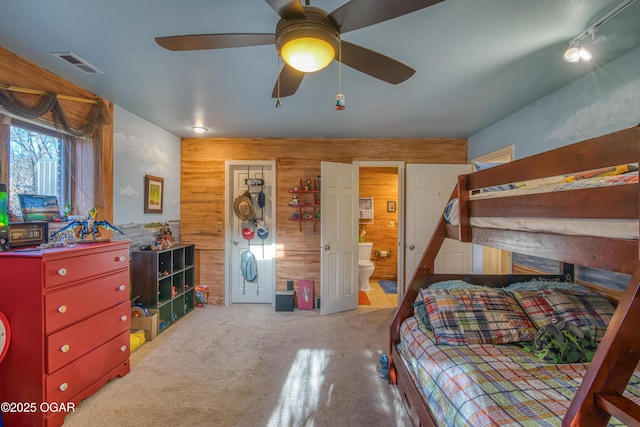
[443,173,638,239]
[398,316,640,427]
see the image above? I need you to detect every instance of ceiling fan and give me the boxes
[155,0,445,98]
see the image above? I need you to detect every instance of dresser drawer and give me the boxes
[45,270,129,333]
[46,330,129,402]
[47,303,130,373]
[44,247,129,288]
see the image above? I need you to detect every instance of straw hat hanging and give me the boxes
[233,190,256,220]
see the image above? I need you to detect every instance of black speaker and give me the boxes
[0,226,8,251]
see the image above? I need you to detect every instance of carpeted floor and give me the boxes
[378,280,397,294]
[62,304,412,427]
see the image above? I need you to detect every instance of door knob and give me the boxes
[408,244,415,250]
[323,244,330,250]
[233,240,238,245]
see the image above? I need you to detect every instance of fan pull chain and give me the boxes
[275,55,283,108]
[335,40,345,110]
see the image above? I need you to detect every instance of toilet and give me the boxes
[358,242,375,291]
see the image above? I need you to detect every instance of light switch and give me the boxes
[216,222,223,232]
[390,221,395,228]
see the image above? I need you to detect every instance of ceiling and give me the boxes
[1,0,639,139]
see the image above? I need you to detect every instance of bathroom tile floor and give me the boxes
[362,281,397,308]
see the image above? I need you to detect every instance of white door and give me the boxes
[225,161,276,304]
[320,161,359,315]
[405,164,472,287]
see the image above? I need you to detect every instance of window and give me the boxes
[8,121,71,220]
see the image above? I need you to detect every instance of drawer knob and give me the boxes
[120,345,127,352]
[117,256,126,262]
[58,305,67,314]
[60,344,70,353]
[118,285,126,292]
[121,315,128,322]
[59,383,68,392]
[57,268,67,276]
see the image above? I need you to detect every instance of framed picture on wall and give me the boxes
[387,200,396,212]
[144,175,164,213]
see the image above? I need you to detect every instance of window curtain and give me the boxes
[0,88,109,211]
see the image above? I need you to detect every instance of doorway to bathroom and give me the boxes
[355,161,404,308]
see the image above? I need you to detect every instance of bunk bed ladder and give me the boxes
[563,264,640,427]
[389,215,449,385]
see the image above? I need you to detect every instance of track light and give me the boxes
[562,0,635,64]
[562,45,592,63]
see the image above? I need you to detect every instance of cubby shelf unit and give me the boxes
[131,244,196,335]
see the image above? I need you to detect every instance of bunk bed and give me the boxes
[389,124,640,427]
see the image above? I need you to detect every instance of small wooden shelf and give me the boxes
[288,178,320,231]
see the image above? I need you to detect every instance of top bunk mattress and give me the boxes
[444,170,639,239]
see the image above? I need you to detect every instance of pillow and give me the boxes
[564,164,638,183]
[473,161,518,192]
[428,280,479,290]
[421,288,536,346]
[412,298,431,331]
[510,288,615,342]
[413,281,487,331]
[503,280,589,293]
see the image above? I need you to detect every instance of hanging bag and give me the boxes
[240,249,258,282]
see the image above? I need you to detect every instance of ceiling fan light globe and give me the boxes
[281,38,335,72]
[562,46,581,63]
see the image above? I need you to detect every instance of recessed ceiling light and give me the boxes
[191,126,208,134]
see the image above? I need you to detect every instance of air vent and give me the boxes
[51,52,103,75]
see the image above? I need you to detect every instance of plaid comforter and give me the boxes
[398,316,640,427]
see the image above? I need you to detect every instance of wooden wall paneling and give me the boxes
[181,137,467,304]
[277,251,321,298]
[196,249,225,305]
[180,159,226,250]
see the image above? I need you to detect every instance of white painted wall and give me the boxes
[469,47,640,159]
[113,105,181,224]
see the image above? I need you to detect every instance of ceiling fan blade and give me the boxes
[339,41,415,84]
[155,34,274,51]
[330,0,445,34]
[271,64,305,98]
[265,0,306,20]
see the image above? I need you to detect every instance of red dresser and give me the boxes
[0,241,131,427]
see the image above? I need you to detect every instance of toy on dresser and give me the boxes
[50,207,124,242]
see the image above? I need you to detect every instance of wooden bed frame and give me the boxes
[389,124,640,427]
